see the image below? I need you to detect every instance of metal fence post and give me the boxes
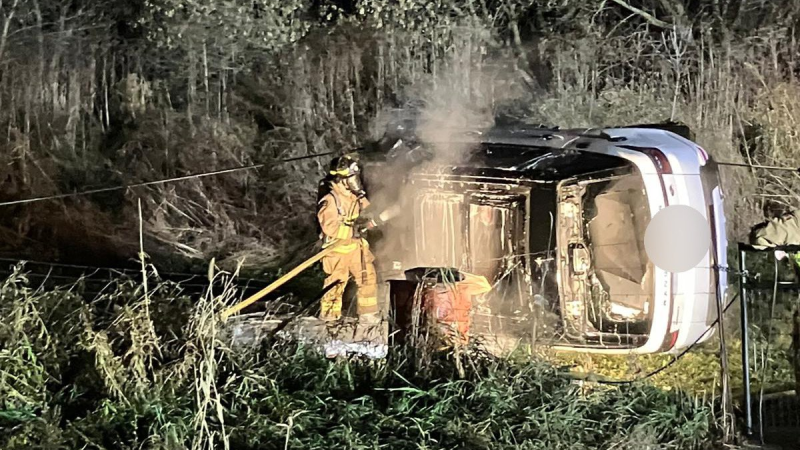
[739,243,753,436]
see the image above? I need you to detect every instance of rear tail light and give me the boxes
[697,146,709,162]
[639,148,673,174]
[620,145,673,174]
[664,330,679,351]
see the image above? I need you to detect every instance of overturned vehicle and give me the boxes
[361,123,728,355]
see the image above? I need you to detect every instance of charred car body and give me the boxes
[361,122,728,355]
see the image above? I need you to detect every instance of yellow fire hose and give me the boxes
[221,241,344,320]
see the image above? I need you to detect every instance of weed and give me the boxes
[0,266,723,449]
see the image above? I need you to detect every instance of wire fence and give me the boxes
[738,246,800,445]
[745,288,799,439]
[0,256,289,306]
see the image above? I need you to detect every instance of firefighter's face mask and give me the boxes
[331,156,365,197]
[345,174,366,198]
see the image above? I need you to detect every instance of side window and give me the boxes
[467,193,528,313]
[413,190,465,269]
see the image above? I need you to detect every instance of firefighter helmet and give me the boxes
[329,152,361,178]
[329,152,366,198]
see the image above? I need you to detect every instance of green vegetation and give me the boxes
[552,257,800,399]
[0,266,722,449]
[2,1,800,447]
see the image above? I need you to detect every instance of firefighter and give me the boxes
[749,208,800,268]
[749,206,800,397]
[317,153,380,322]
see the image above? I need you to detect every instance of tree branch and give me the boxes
[609,0,672,29]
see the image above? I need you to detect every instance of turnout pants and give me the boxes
[320,243,378,320]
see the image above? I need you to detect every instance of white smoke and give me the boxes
[366,26,530,275]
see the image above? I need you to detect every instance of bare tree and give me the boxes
[0,0,19,64]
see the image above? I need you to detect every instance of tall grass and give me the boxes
[2,2,798,269]
[0,265,722,449]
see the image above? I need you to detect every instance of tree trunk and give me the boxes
[0,0,19,65]
[187,45,196,135]
[203,41,210,118]
[32,0,44,109]
[793,300,800,396]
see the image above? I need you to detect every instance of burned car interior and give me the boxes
[557,172,653,349]
[362,132,656,352]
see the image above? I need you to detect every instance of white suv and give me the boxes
[365,123,728,355]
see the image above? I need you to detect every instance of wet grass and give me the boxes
[0,264,723,449]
